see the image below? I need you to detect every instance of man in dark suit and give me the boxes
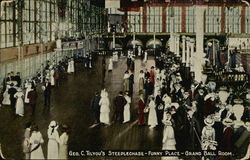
[14,72,21,87]
[113,91,127,123]
[43,79,51,110]
[128,72,134,96]
[8,83,17,115]
[90,91,101,124]
[28,86,38,115]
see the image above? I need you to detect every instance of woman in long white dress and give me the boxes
[162,112,178,160]
[24,81,32,104]
[148,97,158,128]
[123,92,131,123]
[15,88,24,116]
[138,70,144,92]
[123,71,130,92]
[99,90,110,125]
[47,121,61,159]
[67,59,75,73]
[59,125,69,159]
[50,67,55,86]
[2,85,10,105]
[108,58,113,71]
[30,125,45,160]
[143,51,148,63]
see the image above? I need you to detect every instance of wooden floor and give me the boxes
[0,56,167,160]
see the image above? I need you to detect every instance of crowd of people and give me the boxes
[22,121,70,159]
[90,49,250,160]
[0,47,249,159]
[0,56,77,117]
[0,56,79,159]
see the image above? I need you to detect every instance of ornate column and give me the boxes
[182,36,186,63]
[190,38,195,71]
[170,7,175,52]
[186,37,190,67]
[176,35,180,57]
[194,6,206,82]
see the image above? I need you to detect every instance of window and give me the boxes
[186,7,195,33]
[205,7,221,33]
[147,7,162,33]
[226,7,241,34]
[166,7,181,33]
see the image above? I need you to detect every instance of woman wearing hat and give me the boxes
[2,84,10,105]
[220,118,234,151]
[14,88,24,117]
[47,121,61,159]
[29,124,45,159]
[162,112,178,160]
[24,80,32,104]
[147,96,158,129]
[123,92,131,123]
[50,66,55,86]
[201,115,217,150]
[138,70,145,92]
[59,124,69,159]
[99,90,110,125]
[108,57,113,72]
[137,93,146,126]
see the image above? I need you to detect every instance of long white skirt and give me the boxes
[100,112,110,125]
[30,146,45,159]
[108,62,113,71]
[25,88,31,103]
[123,104,130,123]
[16,98,24,116]
[47,140,59,159]
[148,108,158,126]
[2,90,10,105]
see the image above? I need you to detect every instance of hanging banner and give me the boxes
[105,0,120,8]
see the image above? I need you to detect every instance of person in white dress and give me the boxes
[24,80,32,104]
[162,112,178,160]
[108,58,113,72]
[123,92,131,123]
[59,124,69,160]
[138,70,145,92]
[147,96,158,128]
[50,67,55,86]
[30,125,45,160]
[99,89,110,125]
[123,71,130,92]
[2,85,11,105]
[143,51,148,63]
[47,121,61,159]
[67,58,75,73]
[14,88,24,117]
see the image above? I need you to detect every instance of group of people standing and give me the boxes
[23,121,70,159]
[90,89,132,126]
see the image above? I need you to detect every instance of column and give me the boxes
[186,37,190,67]
[190,38,195,71]
[195,6,206,82]
[182,36,186,63]
[176,35,180,57]
[170,7,175,52]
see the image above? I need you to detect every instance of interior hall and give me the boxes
[0,0,250,160]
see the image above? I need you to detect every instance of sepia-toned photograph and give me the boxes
[0,0,250,160]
